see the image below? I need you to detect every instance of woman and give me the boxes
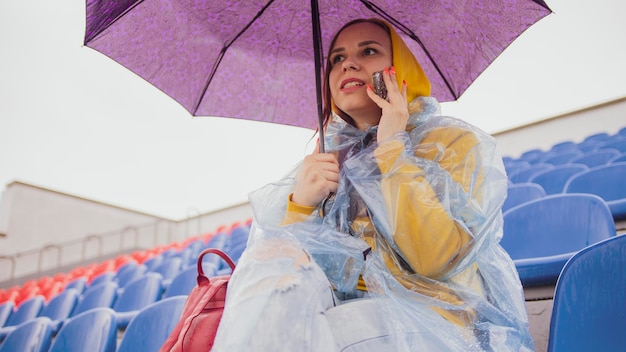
[213,19,532,351]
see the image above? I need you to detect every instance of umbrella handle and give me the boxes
[310,0,326,153]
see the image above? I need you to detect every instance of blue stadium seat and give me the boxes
[175,247,193,269]
[576,139,602,153]
[0,317,52,352]
[564,162,626,220]
[598,138,626,153]
[115,262,148,289]
[206,232,228,250]
[117,296,187,352]
[142,255,164,272]
[49,307,116,352]
[503,160,531,176]
[611,152,626,163]
[185,238,207,264]
[113,272,163,329]
[508,163,554,183]
[501,193,616,286]
[539,149,583,166]
[518,148,544,164]
[2,295,44,328]
[163,266,198,298]
[547,235,626,352]
[528,164,588,195]
[0,301,13,328]
[71,281,118,317]
[64,277,87,294]
[570,148,621,168]
[582,132,610,143]
[222,225,250,264]
[38,288,79,333]
[202,233,230,271]
[153,256,183,289]
[89,272,116,287]
[549,140,577,152]
[502,183,546,213]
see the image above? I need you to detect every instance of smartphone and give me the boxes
[372,71,388,101]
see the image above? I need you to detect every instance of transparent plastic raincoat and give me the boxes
[212,96,533,352]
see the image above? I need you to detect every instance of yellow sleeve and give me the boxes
[374,128,482,279]
[280,193,317,225]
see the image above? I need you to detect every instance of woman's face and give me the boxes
[328,22,392,128]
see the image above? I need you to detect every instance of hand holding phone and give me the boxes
[372,71,388,101]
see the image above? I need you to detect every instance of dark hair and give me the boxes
[321,19,391,129]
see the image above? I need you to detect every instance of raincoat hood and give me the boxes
[379,18,431,102]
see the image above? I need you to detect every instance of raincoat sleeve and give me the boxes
[281,194,317,225]
[372,126,482,279]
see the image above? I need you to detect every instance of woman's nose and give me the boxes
[342,58,359,72]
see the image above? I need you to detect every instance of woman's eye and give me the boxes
[331,55,344,64]
[363,48,377,56]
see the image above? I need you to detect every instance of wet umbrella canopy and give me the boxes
[85,0,551,134]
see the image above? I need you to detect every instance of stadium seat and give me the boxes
[549,140,577,152]
[539,149,583,166]
[49,307,117,352]
[502,183,546,212]
[528,164,588,195]
[598,138,626,153]
[501,193,616,287]
[71,281,118,317]
[2,295,43,328]
[89,272,116,287]
[142,254,164,272]
[206,232,228,250]
[38,288,79,333]
[113,272,163,329]
[0,288,18,307]
[202,233,229,271]
[117,296,187,352]
[153,256,183,289]
[223,225,250,264]
[611,152,626,163]
[569,149,621,168]
[508,163,554,183]
[518,148,544,164]
[64,277,87,295]
[547,235,626,352]
[582,132,610,143]
[115,262,148,289]
[564,162,626,220]
[0,317,52,352]
[0,301,13,328]
[163,267,198,298]
[576,139,602,153]
[184,238,207,265]
[504,160,531,176]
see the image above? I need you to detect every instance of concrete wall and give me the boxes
[0,181,252,285]
[493,96,626,158]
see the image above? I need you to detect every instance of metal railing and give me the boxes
[0,220,174,286]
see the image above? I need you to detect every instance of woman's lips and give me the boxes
[340,78,365,92]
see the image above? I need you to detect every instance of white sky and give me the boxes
[1,0,625,220]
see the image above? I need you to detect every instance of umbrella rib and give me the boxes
[359,0,458,100]
[85,0,146,43]
[193,0,277,115]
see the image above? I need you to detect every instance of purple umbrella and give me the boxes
[84,0,551,146]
